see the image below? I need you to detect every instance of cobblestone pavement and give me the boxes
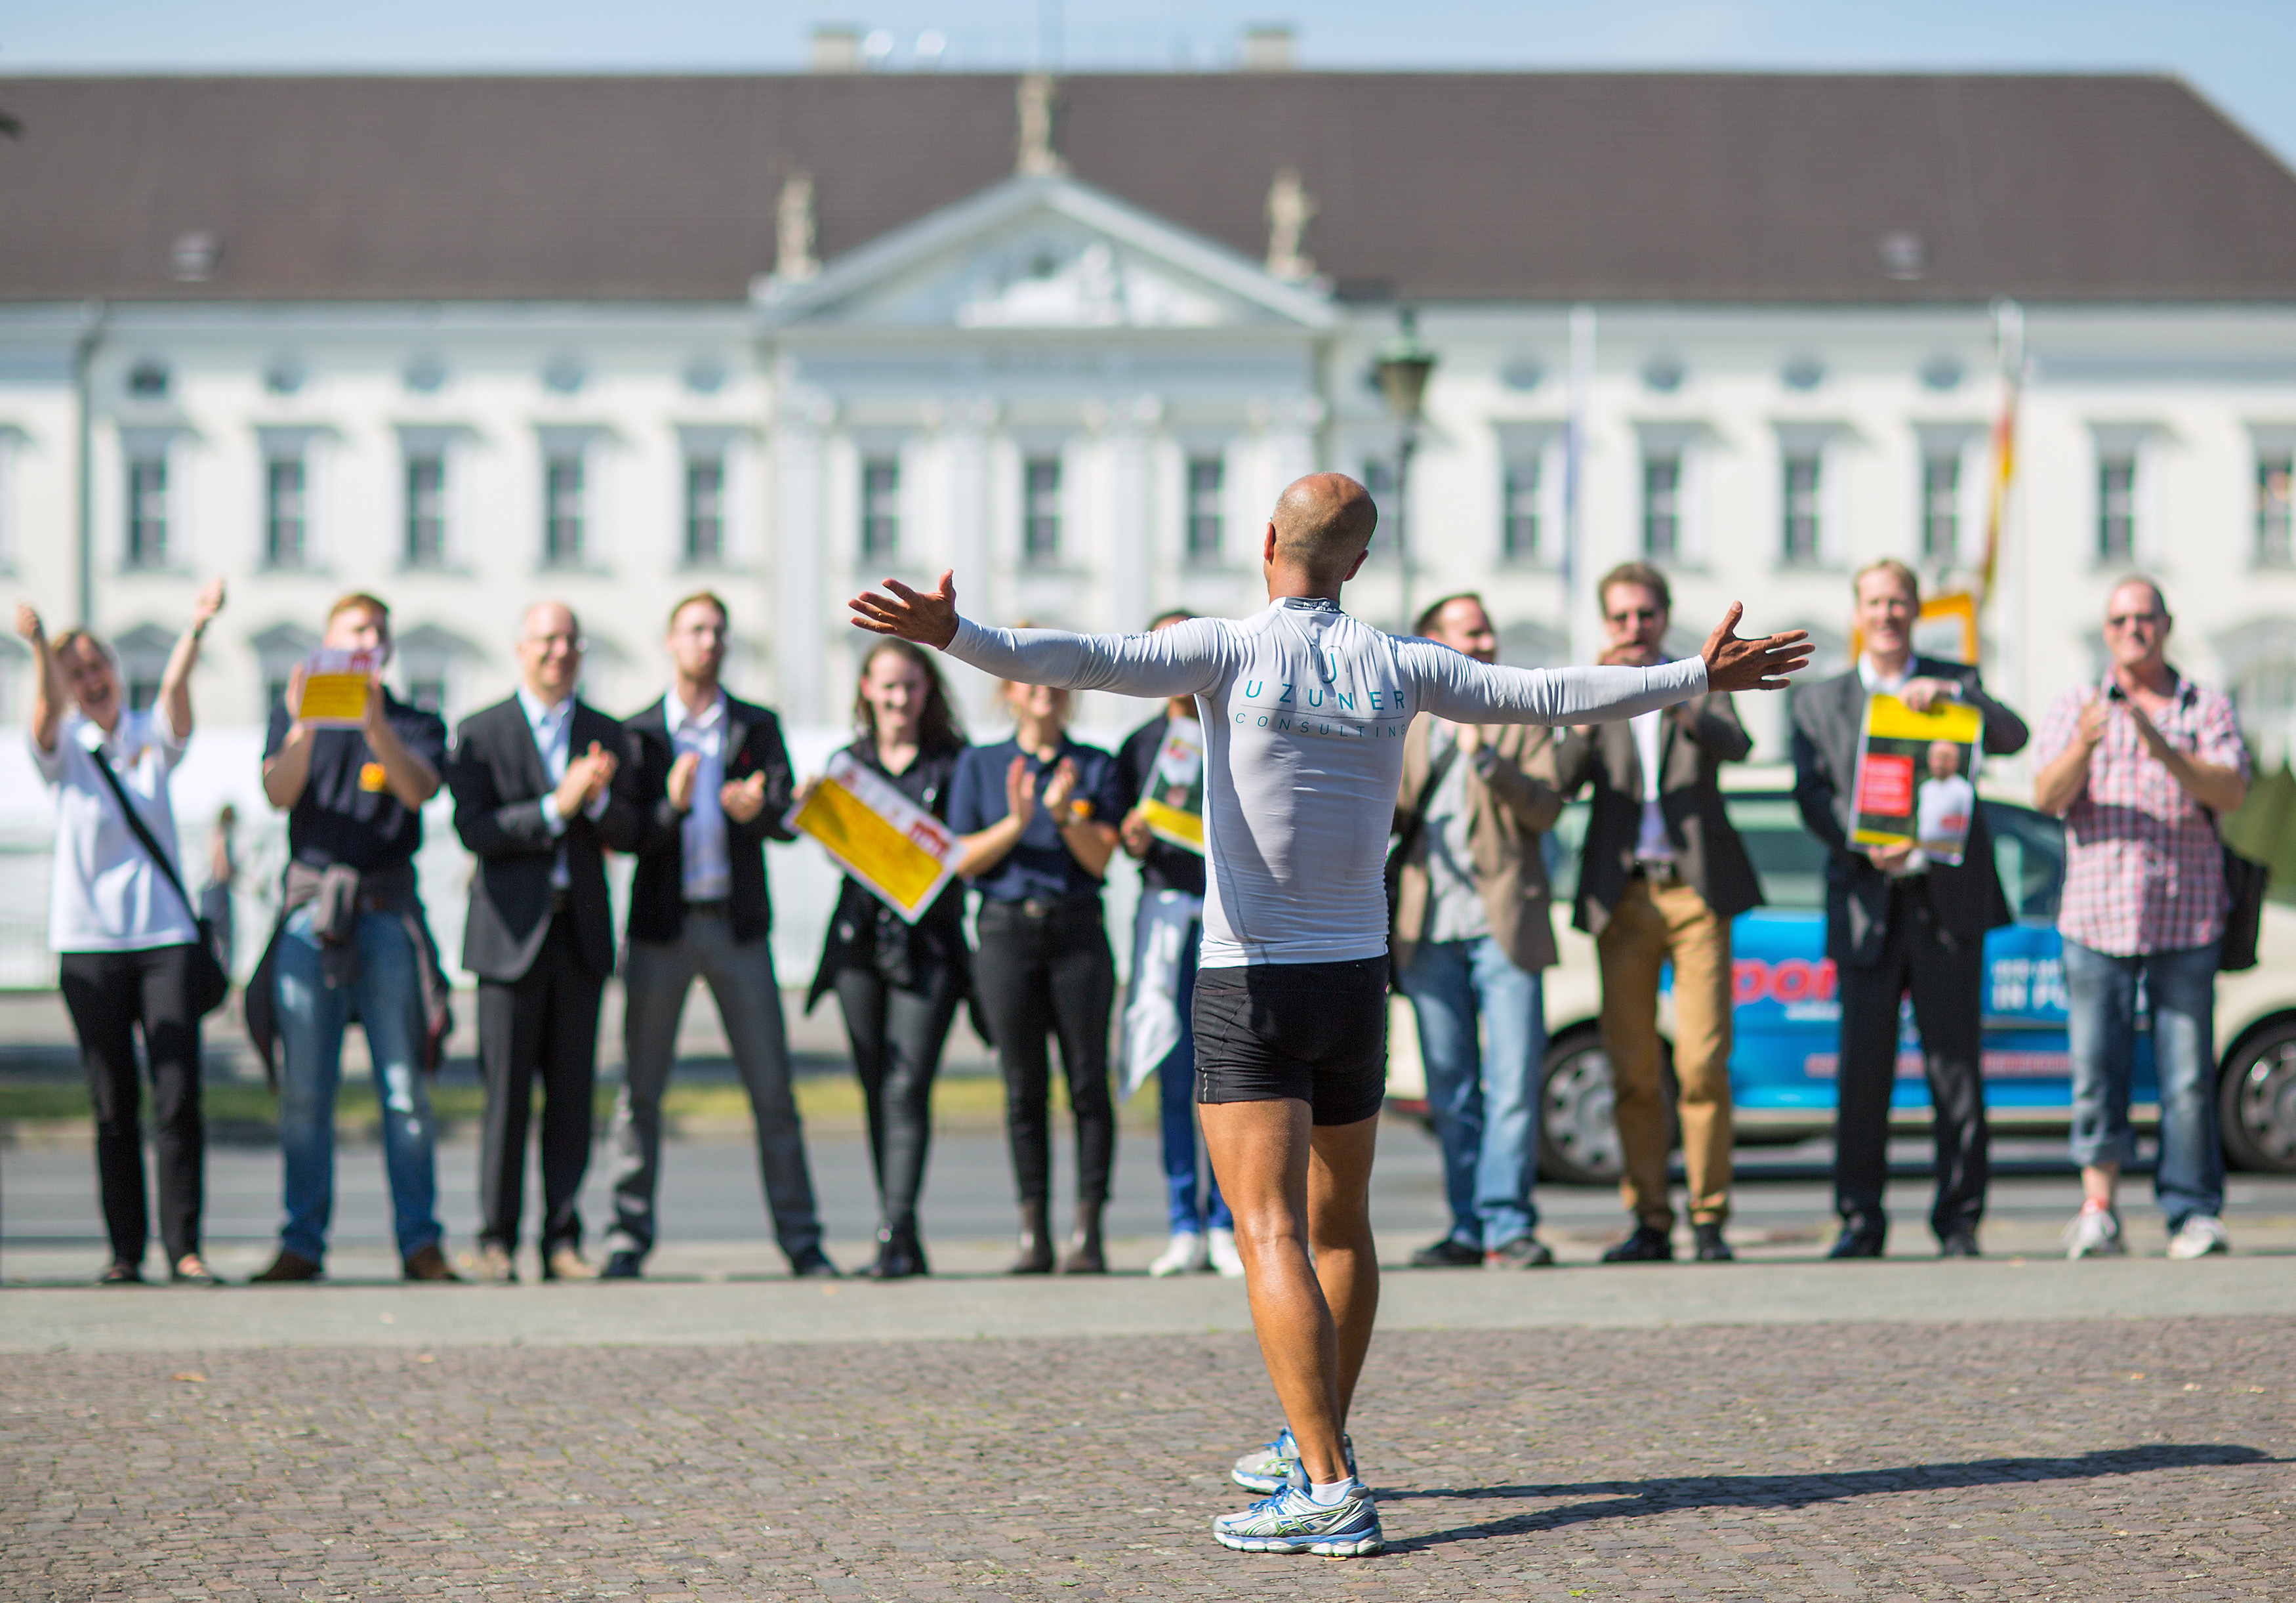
[6,1318,2293,1601]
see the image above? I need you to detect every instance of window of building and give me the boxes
[1921,453,1960,566]
[1502,458,1540,562]
[686,457,726,566]
[265,456,308,568]
[2259,455,2294,567]
[544,453,585,566]
[1186,456,1224,562]
[1023,455,1061,563]
[126,454,169,569]
[2098,455,2138,562]
[861,456,900,560]
[405,455,447,568]
[127,675,161,712]
[406,677,448,716]
[1643,455,1682,560]
[1782,454,1822,566]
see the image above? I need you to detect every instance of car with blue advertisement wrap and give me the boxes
[1383,768,2296,1182]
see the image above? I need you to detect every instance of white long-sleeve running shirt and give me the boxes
[944,597,1708,968]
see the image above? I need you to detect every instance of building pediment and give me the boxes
[755,174,1334,335]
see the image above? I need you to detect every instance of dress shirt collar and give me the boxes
[665,687,726,737]
[1857,654,1914,694]
[517,683,575,734]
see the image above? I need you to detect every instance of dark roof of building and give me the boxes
[1,71,2292,306]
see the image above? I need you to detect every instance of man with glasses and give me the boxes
[447,602,641,1282]
[1792,559,2028,1259]
[2034,577,2249,1260]
[603,593,833,1279]
[1557,562,1763,1264]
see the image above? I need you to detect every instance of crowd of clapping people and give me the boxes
[13,545,2251,1287]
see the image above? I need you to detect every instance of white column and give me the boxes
[944,397,997,724]
[1110,395,1160,627]
[773,389,834,723]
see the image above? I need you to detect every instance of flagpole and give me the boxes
[1984,297,2026,711]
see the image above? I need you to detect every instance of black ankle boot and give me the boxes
[868,1222,929,1280]
[1008,1200,1055,1275]
[1058,1201,1106,1274]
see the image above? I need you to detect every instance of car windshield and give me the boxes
[1543,791,2065,919]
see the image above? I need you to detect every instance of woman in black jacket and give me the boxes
[806,639,970,1279]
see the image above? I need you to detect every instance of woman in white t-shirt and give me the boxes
[17,581,225,1285]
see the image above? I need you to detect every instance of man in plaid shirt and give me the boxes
[2034,577,2251,1261]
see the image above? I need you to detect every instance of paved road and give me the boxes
[5,1318,2291,1600]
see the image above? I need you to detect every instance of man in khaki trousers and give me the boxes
[1557,563,1763,1262]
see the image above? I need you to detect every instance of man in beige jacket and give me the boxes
[1393,593,1566,1268]
[1557,562,1763,1263]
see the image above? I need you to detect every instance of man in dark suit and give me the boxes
[448,600,641,1283]
[1792,559,2028,1259]
[1557,562,1764,1264]
[602,592,834,1280]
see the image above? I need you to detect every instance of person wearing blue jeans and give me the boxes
[2033,576,2250,1260]
[2062,940,2223,1236]
[1391,594,1566,1269]
[1116,657,1240,1278]
[274,904,444,1269]
[1397,936,1546,1259]
[247,593,457,1282]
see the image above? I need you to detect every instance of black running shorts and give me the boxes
[1192,957,1389,1126]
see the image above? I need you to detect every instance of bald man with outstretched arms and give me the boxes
[852,473,1810,1558]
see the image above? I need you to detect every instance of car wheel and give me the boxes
[1537,1031,1679,1186]
[2220,1020,2296,1175]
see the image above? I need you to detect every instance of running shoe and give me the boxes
[1213,1472,1384,1557]
[1151,1231,1207,1277]
[2062,1203,2125,1260]
[2167,1215,2230,1259]
[1231,1426,1357,1493]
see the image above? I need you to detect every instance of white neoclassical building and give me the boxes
[3,67,2295,974]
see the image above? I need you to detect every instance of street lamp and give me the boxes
[1374,307,1436,631]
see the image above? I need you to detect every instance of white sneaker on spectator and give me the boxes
[1207,1226,1246,1279]
[2062,1203,2125,1260]
[1151,1231,1207,1278]
[2167,1215,2230,1260]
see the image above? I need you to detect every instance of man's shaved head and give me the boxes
[1270,472,1379,584]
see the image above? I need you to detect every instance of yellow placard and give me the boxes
[1864,696,1983,745]
[1138,796,1205,852]
[297,673,371,724]
[786,751,963,922]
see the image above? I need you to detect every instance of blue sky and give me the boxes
[6,1,2293,168]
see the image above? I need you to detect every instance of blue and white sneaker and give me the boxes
[1231,1426,1357,1493]
[1213,1469,1384,1557]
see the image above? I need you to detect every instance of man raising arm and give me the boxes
[851,472,1809,1558]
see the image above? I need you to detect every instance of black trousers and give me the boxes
[834,957,965,1235]
[476,911,604,1253]
[58,944,204,1266]
[973,900,1117,1209]
[1834,883,1991,1238]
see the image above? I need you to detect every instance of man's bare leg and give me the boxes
[1199,1100,1380,1486]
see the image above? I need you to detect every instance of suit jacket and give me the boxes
[1555,691,1762,934]
[1790,657,2029,968]
[447,695,642,983]
[1391,718,1564,974]
[622,692,797,947]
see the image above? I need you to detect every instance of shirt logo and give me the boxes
[359,762,390,793]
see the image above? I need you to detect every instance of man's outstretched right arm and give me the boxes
[849,569,1224,699]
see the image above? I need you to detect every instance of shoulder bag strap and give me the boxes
[86,742,202,926]
[1393,738,1464,866]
